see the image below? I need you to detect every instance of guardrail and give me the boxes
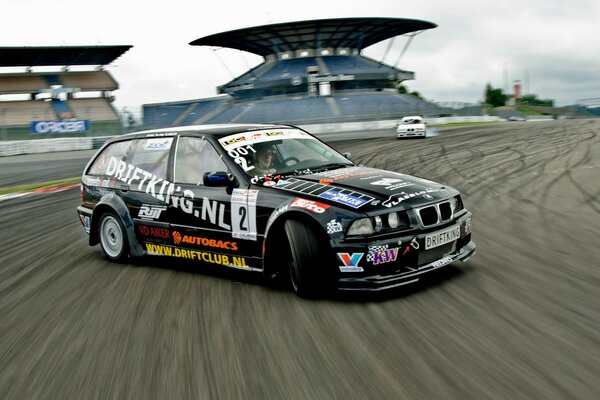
[0,116,510,157]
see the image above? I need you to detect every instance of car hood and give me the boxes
[271,166,457,212]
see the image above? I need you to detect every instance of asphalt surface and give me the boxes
[0,120,599,399]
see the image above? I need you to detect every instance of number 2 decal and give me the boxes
[238,206,248,231]
[231,189,258,240]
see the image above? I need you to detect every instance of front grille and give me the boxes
[419,206,438,226]
[439,202,452,220]
[417,201,453,227]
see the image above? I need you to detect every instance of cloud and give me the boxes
[1,0,598,109]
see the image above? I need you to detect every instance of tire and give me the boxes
[283,219,330,298]
[98,211,129,261]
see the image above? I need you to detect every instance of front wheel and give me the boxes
[99,211,129,261]
[283,219,330,298]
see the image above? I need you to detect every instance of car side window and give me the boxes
[174,137,227,185]
[87,140,132,176]
[128,137,173,179]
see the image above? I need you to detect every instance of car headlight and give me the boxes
[388,212,399,228]
[347,218,374,236]
[450,195,463,212]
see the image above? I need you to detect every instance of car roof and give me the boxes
[110,123,296,141]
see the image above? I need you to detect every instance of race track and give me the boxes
[1,120,599,399]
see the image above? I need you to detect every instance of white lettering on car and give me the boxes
[105,156,230,230]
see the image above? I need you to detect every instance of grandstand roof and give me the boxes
[189,17,436,57]
[0,45,132,67]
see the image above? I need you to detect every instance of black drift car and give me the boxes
[77,124,475,296]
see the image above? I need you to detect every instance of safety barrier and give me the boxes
[0,116,507,157]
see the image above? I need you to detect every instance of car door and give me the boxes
[121,136,174,249]
[169,135,258,270]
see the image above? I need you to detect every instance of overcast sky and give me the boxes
[2,0,599,112]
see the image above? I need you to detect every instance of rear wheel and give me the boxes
[283,219,330,298]
[99,211,129,261]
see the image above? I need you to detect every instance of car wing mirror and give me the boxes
[342,152,352,161]
[203,171,234,187]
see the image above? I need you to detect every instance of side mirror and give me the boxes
[342,152,352,161]
[203,171,233,187]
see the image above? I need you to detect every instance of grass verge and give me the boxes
[0,177,80,195]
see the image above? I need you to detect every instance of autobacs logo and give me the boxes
[172,231,238,250]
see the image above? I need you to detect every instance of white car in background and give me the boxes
[397,116,427,139]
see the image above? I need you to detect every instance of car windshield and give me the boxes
[218,128,353,180]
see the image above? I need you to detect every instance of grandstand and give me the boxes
[0,45,131,138]
[143,17,443,128]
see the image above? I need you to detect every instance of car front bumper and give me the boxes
[334,213,475,291]
[337,241,475,291]
[397,130,426,138]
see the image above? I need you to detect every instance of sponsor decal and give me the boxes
[337,253,364,272]
[231,189,259,241]
[144,138,172,150]
[145,244,249,268]
[30,120,89,134]
[218,129,310,150]
[307,74,355,83]
[319,189,369,209]
[82,176,111,188]
[172,231,238,250]
[107,156,193,212]
[138,224,170,239]
[138,204,167,220]
[106,156,230,230]
[290,197,329,214]
[313,166,372,180]
[79,215,90,233]
[431,257,453,269]
[326,219,343,234]
[369,178,415,191]
[367,244,399,265]
[381,188,445,208]
[265,205,288,233]
[370,178,403,186]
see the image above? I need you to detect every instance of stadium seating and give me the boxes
[0,100,55,126]
[68,98,119,121]
[0,74,48,94]
[60,71,117,91]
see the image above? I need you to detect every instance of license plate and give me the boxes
[425,225,460,250]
